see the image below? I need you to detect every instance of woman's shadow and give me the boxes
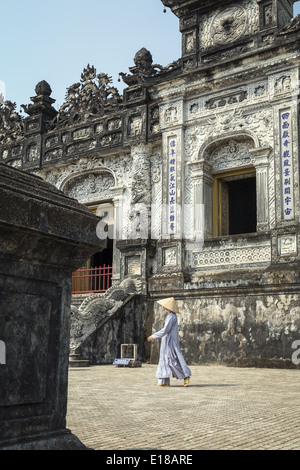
[171,383,236,388]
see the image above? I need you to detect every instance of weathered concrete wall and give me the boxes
[150,268,300,368]
[78,295,152,364]
[177,294,300,367]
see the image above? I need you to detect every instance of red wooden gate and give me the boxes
[72,265,113,294]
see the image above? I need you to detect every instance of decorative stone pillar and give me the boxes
[21,81,57,171]
[0,163,102,450]
[250,147,272,232]
[115,144,153,289]
[131,143,151,213]
[188,159,213,239]
[110,186,125,284]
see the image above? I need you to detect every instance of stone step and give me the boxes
[69,355,90,367]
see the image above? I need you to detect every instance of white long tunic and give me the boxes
[153,312,191,380]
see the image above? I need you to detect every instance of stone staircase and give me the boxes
[69,278,144,365]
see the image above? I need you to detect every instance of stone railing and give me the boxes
[189,234,271,271]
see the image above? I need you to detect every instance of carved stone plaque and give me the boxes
[278,234,297,256]
[0,292,51,406]
[163,247,177,266]
[210,5,248,46]
[125,256,141,276]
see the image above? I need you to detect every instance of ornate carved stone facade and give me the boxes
[1,0,300,367]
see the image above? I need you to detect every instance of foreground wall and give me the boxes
[0,163,102,450]
[150,266,300,368]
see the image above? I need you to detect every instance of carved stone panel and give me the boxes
[45,135,59,148]
[129,115,143,136]
[125,256,141,276]
[72,127,93,140]
[0,292,51,406]
[162,247,177,266]
[199,1,259,51]
[131,146,151,205]
[263,3,274,27]
[100,133,122,147]
[210,5,248,46]
[44,148,63,162]
[66,139,97,155]
[206,138,254,172]
[205,91,247,110]
[278,234,297,256]
[25,143,39,162]
[183,31,196,56]
[160,101,183,130]
[64,172,115,202]
[191,241,271,270]
[165,106,178,124]
[269,69,298,101]
[149,106,160,136]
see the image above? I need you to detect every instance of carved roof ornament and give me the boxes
[161,0,185,7]
[35,80,52,97]
[279,14,300,34]
[119,48,178,86]
[54,64,122,129]
[0,100,23,145]
[21,80,57,120]
[161,0,230,16]
[161,0,234,8]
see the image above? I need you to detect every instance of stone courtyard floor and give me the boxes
[66,363,300,452]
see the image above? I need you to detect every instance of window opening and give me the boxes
[213,169,257,237]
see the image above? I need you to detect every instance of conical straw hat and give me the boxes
[157,297,179,314]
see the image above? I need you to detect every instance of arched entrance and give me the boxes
[72,201,114,294]
[60,170,115,294]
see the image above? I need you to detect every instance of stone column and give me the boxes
[130,143,152,237]
[250,147,272,232]
[110,186,125,284]
[115,144,153,287]
[188,159,213,239]
[0,163,103,450]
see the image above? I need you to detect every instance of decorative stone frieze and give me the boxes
[190,239,271,270]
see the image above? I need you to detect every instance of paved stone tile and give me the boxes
[66,364,300,451]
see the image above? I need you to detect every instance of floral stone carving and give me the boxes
[0,101,23,145]
[54,65,122,128]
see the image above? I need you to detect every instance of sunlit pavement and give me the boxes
[66,363,300,451]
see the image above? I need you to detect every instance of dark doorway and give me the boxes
[90,238,113,268]
[89,238,113,292]
[228,177,257,235]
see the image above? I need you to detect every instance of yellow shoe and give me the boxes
[184,377,190,387]
[157,384,170,387]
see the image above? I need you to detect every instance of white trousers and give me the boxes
[158,378,170,385]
